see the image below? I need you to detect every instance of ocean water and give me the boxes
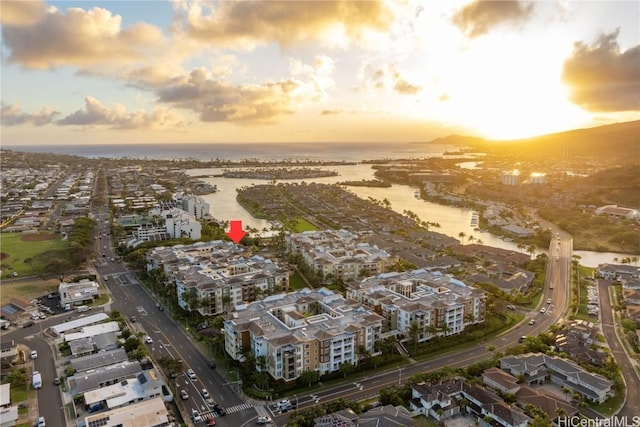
[3,141,453,162]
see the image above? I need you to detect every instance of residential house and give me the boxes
[500,353,614,404]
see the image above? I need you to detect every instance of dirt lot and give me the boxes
[0,277,60,306]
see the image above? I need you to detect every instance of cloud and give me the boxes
[0,0,47,26]
[562,30,640,112]
[155,57,335,124]
[1,104,59,126]
[452,0,534,38]
[321,109,343,116]
[360,63,421,95]
[2,6,164,69]
[181,0,394,48]
[58,96,187,129]
[156,68,305,123]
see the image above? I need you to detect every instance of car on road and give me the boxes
[519,336,527,343]
[257,416,272,424]
[208,359,216,369]
[30,350,38,359]
[191,409,202,423]
[549,283,554,289]
[37,416,46,427]
[200,388,210,398]
[206,398,216,407]
[540,307,546,313]
[205,414,216,426]
[186,368,196,380]
[212,404,226,416]
[547,298,552,304]
[23,321,35,328]
[53,377,61,386]
[528,319,536,325]
[130,316,136,323]
[180,389,189,400]
[145,336,153,344]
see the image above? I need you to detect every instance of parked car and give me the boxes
[53,377,61,386]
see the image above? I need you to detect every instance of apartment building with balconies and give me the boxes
[223,288,384,381]
[346,269,486,344]
[285,230,399,284]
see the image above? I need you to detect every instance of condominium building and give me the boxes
[346,269,486,343]
[176,194,210,219]
[500,170,520,186]
[285,230,399,283]
[174,255,289,316]
[223,288,384,381]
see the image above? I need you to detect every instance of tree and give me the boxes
[408,321,421,352]
[299,370,320,388]
[339,361,355,378]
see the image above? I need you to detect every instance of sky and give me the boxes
[1,0,639,146]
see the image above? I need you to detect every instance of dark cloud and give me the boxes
[1,104,59,126]
[58,96,185,129]
[184,0,393,47]
[562,30,640,112]
[156,69,304,123]
[452,0,534,38]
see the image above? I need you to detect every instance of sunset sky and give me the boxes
[1,0,639,146]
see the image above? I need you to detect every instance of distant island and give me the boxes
[337,179,391,188]
[221,167,338,180]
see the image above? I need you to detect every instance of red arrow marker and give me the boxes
[226,220,247,243]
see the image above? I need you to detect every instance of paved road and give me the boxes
[3,317,67,427]
[598,279,640,418]
[98,265,257,427]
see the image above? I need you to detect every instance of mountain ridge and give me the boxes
[428,120,640,164]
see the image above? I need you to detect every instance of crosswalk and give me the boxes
[222,403,254,415]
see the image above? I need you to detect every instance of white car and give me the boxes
[30,350,38,359]
[257,416,272,424]
[145,336,153,344]
[186,369,196,380]
[547,298,552,304]
[540,307,546,313]
[37,416,46,427]
[191,409,202,423]
[180,389,189,400]
[201,388,210,398]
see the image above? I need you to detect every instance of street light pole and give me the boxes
[398,367,402,385]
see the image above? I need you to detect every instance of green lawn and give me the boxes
[289,272,309,290]
[293,218,318,232]
[0,233,68,277]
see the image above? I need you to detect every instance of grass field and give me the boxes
[293,218,318,232]
[0,233,67,277]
